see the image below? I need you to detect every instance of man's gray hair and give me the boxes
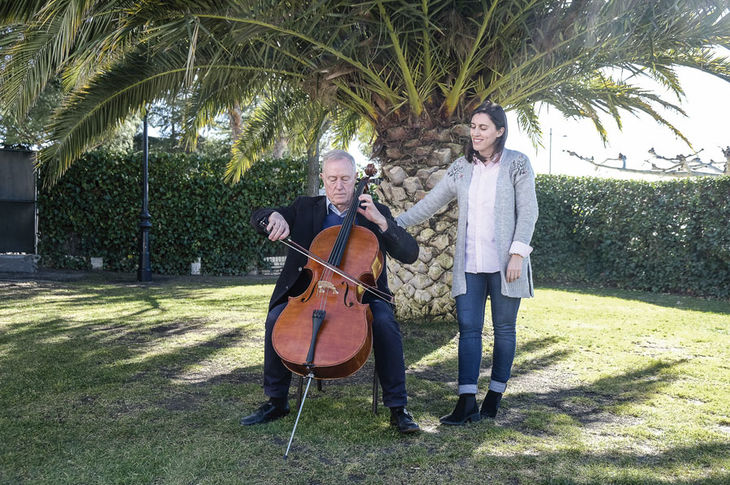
[321,149,356,173]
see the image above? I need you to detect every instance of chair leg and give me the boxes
[296,374,304,409]
[297,374,323,410]
[372,367,379,415]
[298,369,377,414]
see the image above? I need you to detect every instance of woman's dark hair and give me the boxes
[465,100,508,162]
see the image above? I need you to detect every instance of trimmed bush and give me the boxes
[38,151,305,275]
[532,174,729,298]
[38,151,729,298]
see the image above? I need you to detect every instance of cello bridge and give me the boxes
[317,281,338,294]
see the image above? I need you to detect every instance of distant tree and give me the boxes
[565,147,728,177]
[0,79,61,149]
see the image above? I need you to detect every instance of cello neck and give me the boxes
[326,176,370,267]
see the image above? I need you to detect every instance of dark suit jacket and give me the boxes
[251,195,419,311]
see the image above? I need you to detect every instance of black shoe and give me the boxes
[240,400,290,426]
[439,394,481,425]
[389,407,420,434]
[480,390,503,418]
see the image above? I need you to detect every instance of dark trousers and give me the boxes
[263,299,408,408]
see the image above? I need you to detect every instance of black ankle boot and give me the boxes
[480,390,502,418]
[439,394,481,425]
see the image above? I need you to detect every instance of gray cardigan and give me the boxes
[395,149,539,298]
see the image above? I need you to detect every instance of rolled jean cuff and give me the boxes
[489,380,507,393]
[458,384,478,395]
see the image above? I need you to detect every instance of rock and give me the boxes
[429,282,450,298]
[402,176,423,195]
[390,186,406,203]
[435,252,453,269]
[428,264,445,280]
[419,246,433,264]
[413,289,432,304]
[389,274,403,292]
[412,260,429,274]
[435,220,453,232]
[378,181,393,200]
[446,204,459,219]
[417,228,435,243]
[411,273,432,290]
[416,168,434,184]
[436,129,452,142]
[428,148,452,166]
[387,166,407,185]
[397,267,413,281]
[444,272,453,286]
[431,298,456,318]
[425,169,446,190]
[431,234,450,251]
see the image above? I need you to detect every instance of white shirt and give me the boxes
[465,159,501,273]
[326,198,348,217]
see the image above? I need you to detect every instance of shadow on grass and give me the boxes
[502,359,686,433]
[466,440,730,485]
[0,287,262,412]
[539,281,730,315]
[2,279,726,484]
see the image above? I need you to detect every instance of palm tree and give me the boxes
[2,0,729,317]
[227,85,365,196]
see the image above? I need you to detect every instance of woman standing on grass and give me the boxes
[396,100,538,424]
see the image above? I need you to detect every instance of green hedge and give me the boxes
[38,151,306,275]
[38,152,729,298]
[532,174,729,298]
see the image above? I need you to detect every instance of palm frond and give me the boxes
[227,88,310,184]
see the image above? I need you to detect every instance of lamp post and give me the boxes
[137,113,152,281]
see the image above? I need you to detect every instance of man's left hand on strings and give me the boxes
[356,194,388,232]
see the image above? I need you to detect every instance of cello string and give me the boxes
[314,181,361,339]
[273,238,394,304]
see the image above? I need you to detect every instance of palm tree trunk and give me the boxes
[228,102,242,142]
[272,135,287,158]
[374,122,469,320]
[306,142,320,196]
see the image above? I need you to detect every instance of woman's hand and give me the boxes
[506,254,524,282]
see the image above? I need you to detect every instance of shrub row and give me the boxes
[38,151,729,298]
[38,151,305,275]
[532,174,729,298]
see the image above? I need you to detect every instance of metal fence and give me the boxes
[0,149,36,254]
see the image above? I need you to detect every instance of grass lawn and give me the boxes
[0,273,728,484]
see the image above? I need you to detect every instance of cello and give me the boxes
[264,164,389,457]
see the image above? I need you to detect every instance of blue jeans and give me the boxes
[263,299,408,408]
[455,272,521,395]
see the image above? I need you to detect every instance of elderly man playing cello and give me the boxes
[241,149,420,434]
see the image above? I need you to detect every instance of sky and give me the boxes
[506,60,730,180]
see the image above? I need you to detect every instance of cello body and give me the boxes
[272,224,384,379]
